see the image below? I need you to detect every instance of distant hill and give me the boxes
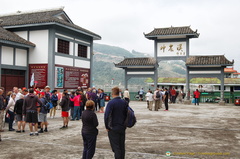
[92,43,186,91]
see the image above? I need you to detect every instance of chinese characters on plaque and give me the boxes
[157,42,186,56]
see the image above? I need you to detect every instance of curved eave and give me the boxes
[186,64,233,67]
[3,22,101,40]
[115,64,158,69]
[0,39,35,48]
[144,33,199,40]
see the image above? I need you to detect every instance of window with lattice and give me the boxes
[78,44,87,58]
[58,39,69,54]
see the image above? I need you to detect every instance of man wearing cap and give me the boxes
[44,86,51,102]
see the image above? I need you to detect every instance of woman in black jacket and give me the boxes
[81,100,98,159]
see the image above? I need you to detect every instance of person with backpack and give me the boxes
[14,94,26,133]
[59,92,70,129]
[38,92,48,133]
[50,90,58,119]
[70,91,82,121]
[153,88,161,111]
[104,87,128,159]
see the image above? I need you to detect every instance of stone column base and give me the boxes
[184,100,191,105]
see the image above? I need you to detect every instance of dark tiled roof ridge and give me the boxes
[115,57,157,67]
[154,25,191,30]
[145,26,199,38]
[0,8,101,39]
[186,55,234,65]
[0,7,63,18]
[0,27,35,47]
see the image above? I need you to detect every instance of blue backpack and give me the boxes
[46,102,53,112]
[125,105,137,128]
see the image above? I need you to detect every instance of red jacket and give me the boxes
[194,91,200,98]
[70,95,82,106]
[171,89,176,96]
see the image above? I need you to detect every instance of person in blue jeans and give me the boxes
[70,91,82,120]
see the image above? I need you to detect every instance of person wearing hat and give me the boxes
[14,94,26,133]
[44,86,51,102]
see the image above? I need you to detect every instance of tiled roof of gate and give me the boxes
[145,26,199,38]
[115,57,157,67]
[186,55,234,66]
[0,8,101,39]
[0,27,35,47]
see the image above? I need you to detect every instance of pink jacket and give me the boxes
[70,95,82,106]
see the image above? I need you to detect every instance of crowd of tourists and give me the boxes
[0,86,130,159]
[144,87,201,111]
[143,87,184,111]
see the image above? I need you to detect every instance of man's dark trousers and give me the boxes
[108,129,125,159]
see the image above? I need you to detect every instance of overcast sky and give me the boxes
[1,0,240,71]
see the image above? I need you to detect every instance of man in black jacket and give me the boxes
[104,87,128,159]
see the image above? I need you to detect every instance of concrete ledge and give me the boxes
[219,101,226,106]
[184,100,191,105]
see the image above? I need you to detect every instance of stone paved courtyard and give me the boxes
[0,101,240,159]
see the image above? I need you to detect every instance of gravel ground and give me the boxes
[0,101,240,159]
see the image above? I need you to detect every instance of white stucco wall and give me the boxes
[55,55,73,66]
[75,59,90,69]
[74,43,78,56]
[87,46,90,59]
[1,46,14,65]
[69,42,74,56]
[29,30,49,64]
[15,49,27,66]
[14,31,28,40]
[55,38,58,53]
